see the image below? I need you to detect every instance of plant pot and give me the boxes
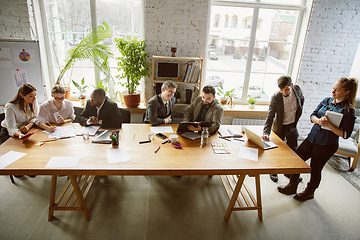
[65,87,71,100]
[249,104,255,109]
[220,98,228,106]
[79,96,86,107]
[123,91,141,108]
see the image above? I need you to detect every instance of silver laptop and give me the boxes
[244,128,277,150]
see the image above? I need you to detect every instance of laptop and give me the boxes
[244,128,277,150]
[92,130,112,144]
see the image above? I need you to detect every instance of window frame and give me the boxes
[209,0,307,105]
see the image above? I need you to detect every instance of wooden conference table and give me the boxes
[0,123,310,221]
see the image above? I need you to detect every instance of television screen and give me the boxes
[157,62,179,79]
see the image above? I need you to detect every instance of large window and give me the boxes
[42,0,142,98]
[207,1,306,104]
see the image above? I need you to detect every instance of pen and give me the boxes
[220,137,230,141]
[139,140,151,144]
[155,146,161,153]
[233,138,244,142]
[162,139,170,144]
[133,133,136,140]
[47,122,54,128]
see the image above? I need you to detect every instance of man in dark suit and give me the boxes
[144,80,177,126]
[79,88,122,128]
[262,76,305,183]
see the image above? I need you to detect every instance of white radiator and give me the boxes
[232,119,266,126]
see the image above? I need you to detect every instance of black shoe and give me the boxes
[284,174,303,183]
[270,174,278,182]
[171,175,182,180]
[27,175,36,178]
[14,175,24,178]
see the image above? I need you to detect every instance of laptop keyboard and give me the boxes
[263,141,271,148]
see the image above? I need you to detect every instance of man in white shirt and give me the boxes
[262,76,305,183]
[144,80,177,126]
[79,88,122,128]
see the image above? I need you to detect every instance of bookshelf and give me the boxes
[151,55,203,106]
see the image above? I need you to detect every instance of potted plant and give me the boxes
[72,78,88,107]
[114,36,150,107]
[55,22,113,99]
[217,83,235,105]
[248,97,257,109]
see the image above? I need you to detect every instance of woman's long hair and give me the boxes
[9,83,37,114]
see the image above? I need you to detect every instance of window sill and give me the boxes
[70,100,268,116]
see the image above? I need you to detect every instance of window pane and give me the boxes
[248,73,282,101]
[261,0,303,4]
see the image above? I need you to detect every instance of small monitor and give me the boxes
[156,62,179,79]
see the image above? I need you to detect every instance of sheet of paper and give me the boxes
[47,126,76,139]
[238,146,258,161]
[106,148,130,164]
[0,151,27,169]
[45,157,80,168]
[76,126,100,136]
[322,111,343,131]
[11,69,28,88]
[0,47,12,68]
[180,132,201,140]
[13,49,36,63]
[150,126,174,133]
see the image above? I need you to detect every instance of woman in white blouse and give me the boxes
[0,83,38,144]
[36,85,75,132]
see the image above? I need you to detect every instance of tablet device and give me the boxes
[19,129,38,140]
[176,122,213,133]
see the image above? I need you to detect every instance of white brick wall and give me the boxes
[144,0,210,102]
[297,0,360,140]
[0,0,32,40]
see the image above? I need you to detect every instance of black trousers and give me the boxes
[291,138,338,189]
[277,122,298,152]
[0,127,10,145]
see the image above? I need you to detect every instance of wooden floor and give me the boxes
[1,163,360,240]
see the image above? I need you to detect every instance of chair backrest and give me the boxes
[351,98,360,140]
[119,108,131,123]
[73,107,84,123]
[0,113,4,132]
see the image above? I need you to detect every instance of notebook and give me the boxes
[217,127,243,138]
[244,128,277,150]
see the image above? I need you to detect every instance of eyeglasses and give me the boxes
[54,97,65,101]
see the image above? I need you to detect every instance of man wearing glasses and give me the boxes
[36,85,75,132]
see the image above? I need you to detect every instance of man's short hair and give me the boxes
[51,85,65,95]
[202,85,216,96]
[277,76,292,89]
[162,80,177,90]
[93,88,106,98]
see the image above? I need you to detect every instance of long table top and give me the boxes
[0,124,311,176]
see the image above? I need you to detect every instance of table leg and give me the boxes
[69,175,90,221]
[48,175,57,221]
[255,174,262,220]
[224,174,246,221]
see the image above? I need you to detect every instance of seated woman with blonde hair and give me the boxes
[36,85,75,132]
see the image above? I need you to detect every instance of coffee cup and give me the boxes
[169,134,178,143]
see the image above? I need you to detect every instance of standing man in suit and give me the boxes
[144,80,177,126]
[262,76,305,183]
[79,88,122,128]
[183,85,223,135]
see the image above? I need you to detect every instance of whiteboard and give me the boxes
[0,39,45,105]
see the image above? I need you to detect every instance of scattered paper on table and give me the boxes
[238,146,258,161]
[180,132,201,140]
[106,148,130,164]
[47,125,76,139]
[150,126,174,133]
[0,151,27,169]
[45,157,80,168]
[76,126,100,136]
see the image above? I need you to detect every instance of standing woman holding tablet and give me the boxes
[278,77,358,201]
[36,85,75,132]
[0,83,38,144]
